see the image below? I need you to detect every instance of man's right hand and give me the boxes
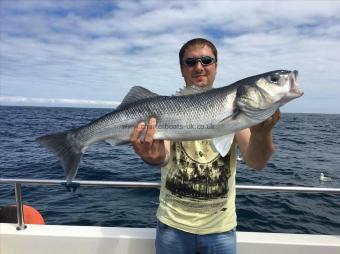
[130,118,167,165]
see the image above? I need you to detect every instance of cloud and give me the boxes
[1,0,340,113]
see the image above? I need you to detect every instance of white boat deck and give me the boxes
[1,223,339,254]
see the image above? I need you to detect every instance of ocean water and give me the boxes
[0,105,339,234]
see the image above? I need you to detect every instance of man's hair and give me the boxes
[179,38,218,65]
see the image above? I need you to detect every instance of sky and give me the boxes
[1,0,340,114]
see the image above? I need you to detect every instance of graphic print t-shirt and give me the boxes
[156,139,237,234]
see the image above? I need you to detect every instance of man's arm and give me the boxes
[236,110,281,170]
[130,118,170,165]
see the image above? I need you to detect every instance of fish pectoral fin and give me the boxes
[212,133,235,157]
[117,86,160,110]
[242,105,277,121]
[237,99,279,121]
[105,138,128,146]
[217,110,239,124]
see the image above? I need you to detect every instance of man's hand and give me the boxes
[250,110,281,135]
[130,118,167,165]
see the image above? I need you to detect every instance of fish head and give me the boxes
[236,70,303,117]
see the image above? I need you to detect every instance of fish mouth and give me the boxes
[289,70,304,98]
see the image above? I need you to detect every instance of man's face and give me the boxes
[180,44,217,88]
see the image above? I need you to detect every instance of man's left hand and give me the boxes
[250,109,281,135]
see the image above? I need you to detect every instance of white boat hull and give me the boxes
[1,223,339,254]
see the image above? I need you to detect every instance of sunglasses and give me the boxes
[182,56,216,67]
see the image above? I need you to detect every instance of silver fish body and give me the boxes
[37,70,303,182]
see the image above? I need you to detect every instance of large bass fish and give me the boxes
[37,70,303,182]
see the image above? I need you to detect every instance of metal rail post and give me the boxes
[14,183,26,230]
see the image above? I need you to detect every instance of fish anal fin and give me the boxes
[105,138,128,146]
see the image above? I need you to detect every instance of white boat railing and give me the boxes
[1,178,339,231]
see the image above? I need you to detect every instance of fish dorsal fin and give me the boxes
[117,86,159,109]
[175,85,211,96]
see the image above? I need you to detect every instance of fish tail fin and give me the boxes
[36,130,83,183]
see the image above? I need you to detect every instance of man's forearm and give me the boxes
[141,152,167,165]
[245,130,275,170]
[238,110,280,170]
[138,140,170,166]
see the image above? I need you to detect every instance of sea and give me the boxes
[0,105,339,234]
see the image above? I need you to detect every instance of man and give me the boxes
[130,38,280,254]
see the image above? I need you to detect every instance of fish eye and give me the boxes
[269,74,280,83]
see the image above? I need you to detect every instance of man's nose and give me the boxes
[193,61,204,71]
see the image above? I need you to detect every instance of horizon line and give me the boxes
[0,96,121,108]
[0,96,338,115]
